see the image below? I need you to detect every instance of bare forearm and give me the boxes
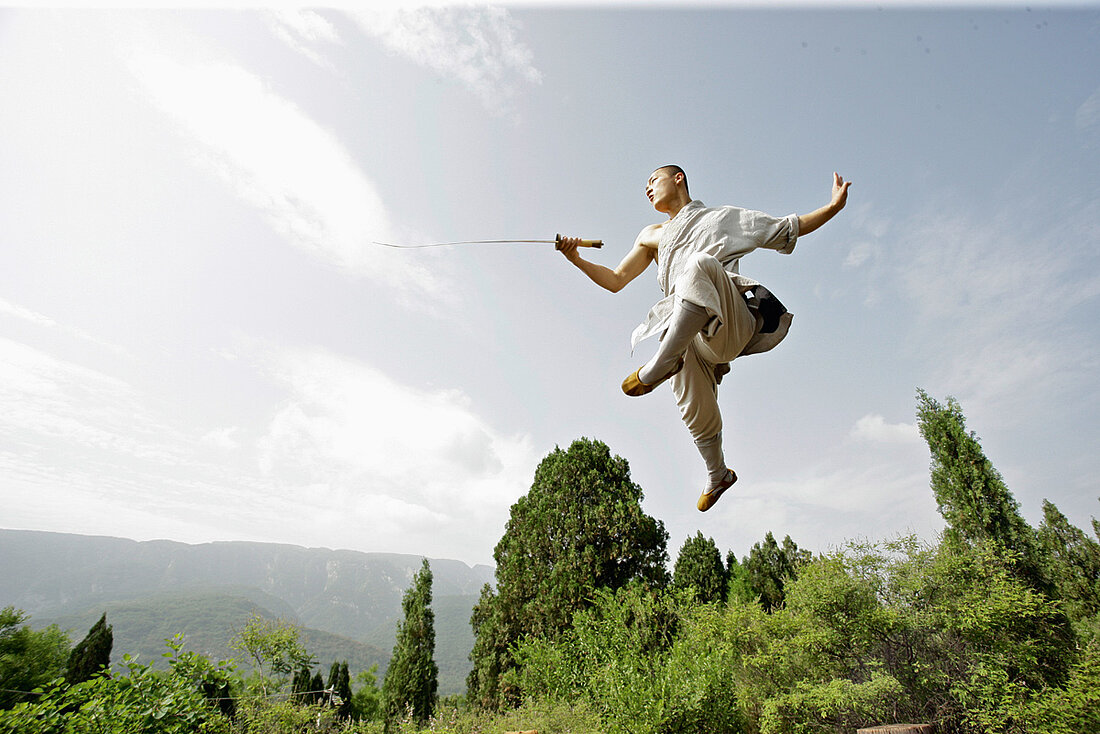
[568,254,629,292]
[559,235,654,293]
[797,202,843,236]
[798,172,852,237]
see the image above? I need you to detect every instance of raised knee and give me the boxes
[685,252,720,271]
[675,252,723,293]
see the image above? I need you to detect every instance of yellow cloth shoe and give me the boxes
[622,357,685,397]
[697,469,737,512]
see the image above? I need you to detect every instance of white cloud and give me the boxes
[1075,85,1100,133]
[264,10,342,70]
[201,426,241,451]
[850,414,920,444]
[0,330,523,564]
[256,344,538,543]
[346,5,542,117]
[125,47,449,304]
[895,201,1100,426]
[0,297,57,328]
[700,455,940,556]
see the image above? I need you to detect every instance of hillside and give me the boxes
[0,529,495,694]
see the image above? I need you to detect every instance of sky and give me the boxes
[1,3,1098,569]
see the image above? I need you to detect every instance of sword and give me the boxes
[372,233,603,249]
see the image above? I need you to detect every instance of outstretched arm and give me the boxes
[797,172,852,236]
[558,226,658,293]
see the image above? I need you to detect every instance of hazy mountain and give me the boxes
[0,529,495,694]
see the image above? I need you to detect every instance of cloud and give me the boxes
[850,414,920,444]
[125,47,449,303]
[890,196,1100,427]
[0,297,57,328]
[201,426,242,451]
[255,344,539,544]
[264,10,342,70]
[346,5,542,117]
[0,329,525,564]
[1075,85,1100,133]
[703,454,940,556]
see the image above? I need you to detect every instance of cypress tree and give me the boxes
[383,558,438,729]
[309,671,325,704]
[743,532,808,612]
[916,389,1047,589]
[65,613,112,684]
[334,661,352,719]
[673,531,727,603]
[292,664,312,704]
[467,438,669,709]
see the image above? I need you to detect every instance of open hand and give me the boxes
[831,172,852,210]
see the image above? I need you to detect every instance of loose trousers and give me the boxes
[668,253,759,442]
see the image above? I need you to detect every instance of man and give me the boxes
[558,165,850,511]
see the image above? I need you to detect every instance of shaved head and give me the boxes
[654,164,689,197]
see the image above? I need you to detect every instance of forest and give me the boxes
[1,390,1097,733]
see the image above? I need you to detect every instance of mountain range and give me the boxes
[0,529,495,694]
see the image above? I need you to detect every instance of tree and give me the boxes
[743,532,810,612]
[916,389,1046,588]
[383,558,438,729]
[1038,499,1100,636]
[65,612,112,685]
[309,671,325,704]
[229,613,313,696]
[0,608,70,709]
[467,438,670,709]
[328,660,352,719]
[291,664,312,703]
[673,532,727,603]
[350,665,383,721]
[726,550,754,604]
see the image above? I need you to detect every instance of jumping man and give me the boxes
[558,166,851,511]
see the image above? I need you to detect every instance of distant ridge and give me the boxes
[0,529,495,694]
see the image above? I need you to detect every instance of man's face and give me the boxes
[645,168,679,213]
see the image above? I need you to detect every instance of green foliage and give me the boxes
[0,607,70,710]
[230,614,314,696]
[350,666,383,722]
[65,613,113,685]
[725,551,755,605]
[735,537,1079,733]
[0,646,231,734]
[916,390,1047,590]
[383,559,438,728]
[743,532,811,612]
[329,661,353,719]
[1037,499,1100,640]
[673,532,727,603]
[516,584,745,734]
[468,438,669,709]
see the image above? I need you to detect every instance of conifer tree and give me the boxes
[328,660,352,718]
[725,550,754,604]
[744,532,808,611]
[309,671,325,704]
[383,558,438,729]
[467,438,669,709]
[916,389,1046,588]
[673,531,727,603]
[292,664,312,703]
[65,612,112,684]
[1038,500,1100,632]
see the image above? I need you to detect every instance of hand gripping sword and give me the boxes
[372,233,603,250]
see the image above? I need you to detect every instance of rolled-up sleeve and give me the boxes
[744,210,799,254]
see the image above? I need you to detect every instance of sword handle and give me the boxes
[556,233,604,249]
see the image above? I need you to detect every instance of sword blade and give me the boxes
[372,236,602,249]
[372,239,555,249]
